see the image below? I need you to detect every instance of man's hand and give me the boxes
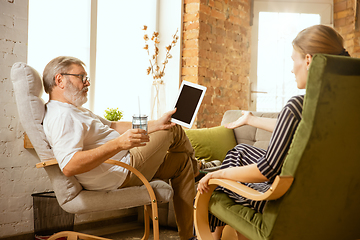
[117,128,149,149]
[148,109,177,133]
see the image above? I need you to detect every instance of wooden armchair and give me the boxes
[11,62,174,240]
[194,54,360,240]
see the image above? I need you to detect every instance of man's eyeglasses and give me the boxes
[61,73,90,84]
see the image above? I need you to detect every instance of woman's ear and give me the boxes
[54,74,65,89]
[305,54,313,70]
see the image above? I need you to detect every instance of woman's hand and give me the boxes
[224,111,253,129]
[197,172,214,194]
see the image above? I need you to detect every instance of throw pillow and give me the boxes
[185,126,237,162]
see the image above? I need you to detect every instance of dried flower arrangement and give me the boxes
[142,25,179,83]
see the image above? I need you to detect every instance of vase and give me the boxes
[150,80,166,120]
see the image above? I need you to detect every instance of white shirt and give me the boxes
[43,100,130,190]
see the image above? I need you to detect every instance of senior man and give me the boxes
[42,56,198,240]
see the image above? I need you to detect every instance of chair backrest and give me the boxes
[11,62,83,206]
[262,54,360,239]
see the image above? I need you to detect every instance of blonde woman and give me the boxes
[195,25,350,240]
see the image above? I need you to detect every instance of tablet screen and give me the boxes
[171,81,206,128]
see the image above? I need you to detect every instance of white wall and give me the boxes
[0,0,135,238]
[0,0,43,237]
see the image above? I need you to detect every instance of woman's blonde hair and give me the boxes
[43,56,85,94]
[292,24,349,57]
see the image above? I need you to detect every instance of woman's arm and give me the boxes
[224,111,277,132]
[197,164,269,194]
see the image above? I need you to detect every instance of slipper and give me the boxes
[200,159,221,170]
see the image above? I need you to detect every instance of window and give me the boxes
[28,0,91,108]
[249,0,332,112]
[256,12,320,112]
[28,0,182,120]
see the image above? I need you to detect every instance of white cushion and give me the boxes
[11,62,53,160]
[11,62,83,205]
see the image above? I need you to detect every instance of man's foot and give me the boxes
[199,159,221,171]
[194,159,221,179]
[195,160,222,182]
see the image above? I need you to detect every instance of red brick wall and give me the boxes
[334,0,360,58]
[182,0,251,128]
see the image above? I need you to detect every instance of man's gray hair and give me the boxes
[43,56,85,94]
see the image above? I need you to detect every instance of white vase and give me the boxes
[150,80,166,120]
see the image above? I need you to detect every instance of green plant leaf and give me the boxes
[104,108,123,121]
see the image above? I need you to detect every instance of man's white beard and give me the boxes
[63,80,88,107]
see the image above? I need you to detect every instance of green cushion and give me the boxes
[185,126,237,162]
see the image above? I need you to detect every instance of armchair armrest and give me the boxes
[194,175,294,240]
[36,159,58,168]
[208,175,293,201]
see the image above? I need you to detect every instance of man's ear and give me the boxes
[54,74,65,89]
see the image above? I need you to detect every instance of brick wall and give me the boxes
[334,0,360,58]
[182,0,251,128]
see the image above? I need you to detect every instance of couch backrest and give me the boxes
[221,111,278,150]
[11,62,83,206]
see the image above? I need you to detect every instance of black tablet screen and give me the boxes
[172,85,203,124]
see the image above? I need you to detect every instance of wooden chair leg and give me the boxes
[47,231,111,240]
[47,202,160,240]
[150,200,160,240]
[47,231,73,240]
[142,202,160,240]
[194,185,217,240]
[142,205,151,240]
[103,160,161,240]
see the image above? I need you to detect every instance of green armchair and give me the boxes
[194,54,360,240]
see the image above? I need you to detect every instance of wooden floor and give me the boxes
[100,224,238,240]
[79,221,180,240]
[50,217,239,240]
[102,225,180,240]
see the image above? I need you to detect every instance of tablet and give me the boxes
[171,81,207,128]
